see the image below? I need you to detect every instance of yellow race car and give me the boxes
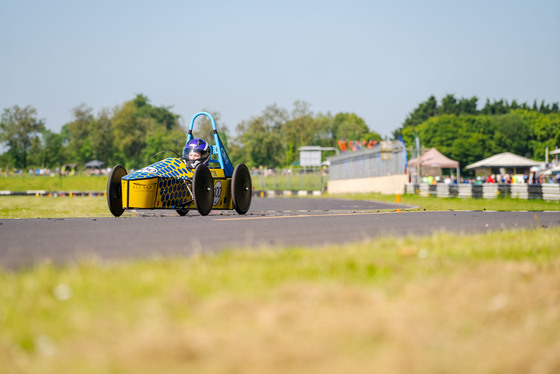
[107,112,252,217]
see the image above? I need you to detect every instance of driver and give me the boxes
[182,138,211,169]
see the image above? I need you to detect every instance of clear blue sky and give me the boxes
[1,0,559,138]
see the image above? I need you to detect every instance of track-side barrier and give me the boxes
[253,190,323,197]
[0,191,106,197]
[405,183,560,201]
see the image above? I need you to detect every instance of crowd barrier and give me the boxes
[405,183,560,201]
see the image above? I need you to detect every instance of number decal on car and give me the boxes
[213,181,222,205]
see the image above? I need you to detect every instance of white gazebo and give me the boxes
[466,152,541,176]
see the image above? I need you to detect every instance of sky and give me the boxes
[1,0,559,139]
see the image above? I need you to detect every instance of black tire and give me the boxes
[192,164,214,216]
[107,165,127,217]
[176,207,189,216]
[231,163,252,215]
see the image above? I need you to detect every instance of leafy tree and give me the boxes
[477,98,560,115]
[112,101,145,168]
[492,112,531,157]
[522,110,560,160]
[237,118,284,168]
[408,115,460,156]
[111,95,183,168]
[142,125,185,163]
[27,136,44,168]
[65,104,94,165]
[232,103,379,167]
[439,94,460,115]
[134,94,180,131]
[333,112,370,140]
[0,105,45,169]
[436,94,480,116]
[89,109,114,165]
[37,129,65,168]
[393,95,438,138]
[230,105,287,167]
[313,112,336,145]
[235,105,286,168]
[283,101,316,164]
[459,96,479,115]
[262,104,289,133]
[0,152,10,169]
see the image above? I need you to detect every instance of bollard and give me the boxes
[396,194,401,203]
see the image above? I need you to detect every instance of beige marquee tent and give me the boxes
[408,148,460,179]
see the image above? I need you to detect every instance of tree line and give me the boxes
[393,95,560,171]
[0,95,380,171]
[1,93,559,174]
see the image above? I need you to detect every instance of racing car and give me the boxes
[106,112,252,217]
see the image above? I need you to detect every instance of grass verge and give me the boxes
[0,175,107,192]
[0,196,124,219]
[332,192,560,211]
[1,227,559,374]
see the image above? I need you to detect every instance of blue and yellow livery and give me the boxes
[107,112,252,217]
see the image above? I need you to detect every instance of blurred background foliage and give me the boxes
[1,94,558,173]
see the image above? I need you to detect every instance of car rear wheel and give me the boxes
[107,165,127,217]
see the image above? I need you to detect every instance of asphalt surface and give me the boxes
[1,197,559,269]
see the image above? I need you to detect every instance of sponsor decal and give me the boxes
[213,181,222,205]
[132,183,156,191]
[139,167,158,174]
[221,147,231,167]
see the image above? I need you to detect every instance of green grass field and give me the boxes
[0,196,128,219]
[1,228,559,373]
[0,175,107,192]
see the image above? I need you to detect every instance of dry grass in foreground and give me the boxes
[1,228,559,374]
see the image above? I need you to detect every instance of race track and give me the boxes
[1,197,559,269]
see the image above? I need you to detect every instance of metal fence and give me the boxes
[328,141,407,180]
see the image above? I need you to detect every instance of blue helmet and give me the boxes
[183,139,210,169]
